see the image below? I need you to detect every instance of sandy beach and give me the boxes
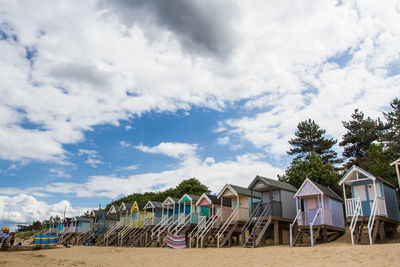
[1,241,400,267]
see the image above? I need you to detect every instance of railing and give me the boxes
[157,215,176,242]
[104,217,129,241]
[174,213,192,234]
[252,204,272,247]
[150,216,168,239]
[118,219,137,244]
[167,215,179,234]
[198,209,222,248]
[241,202,262,245]
[368,196,378,245]
[309,208,322,247]
[188,216,207,248]
[289,209,302,247]
[217,207,239,248]
[345,198,364,217]
[349,197,362,245]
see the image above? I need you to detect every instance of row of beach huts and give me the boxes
[40,164,400,248]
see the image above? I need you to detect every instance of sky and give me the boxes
[0,0,400,228]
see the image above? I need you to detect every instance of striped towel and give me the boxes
[166,233,186,249]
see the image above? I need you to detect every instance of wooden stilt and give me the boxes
[274,220,279,245]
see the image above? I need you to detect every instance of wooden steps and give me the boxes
[244,216,272,248]
[218,221,239,248]
[293,227,320,246]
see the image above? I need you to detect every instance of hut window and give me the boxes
[307,198,318,209]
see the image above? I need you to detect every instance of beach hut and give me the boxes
[172,194,201,234]
[189,193,231,248]
[107,205,119,215]
[339,165,400,245]
[198,184,261,248]
[145,197,180,247]
[243,176,297,248]
[290,178,345,247]
[118,201,146,246]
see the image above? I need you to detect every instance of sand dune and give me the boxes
[1,242,400,267]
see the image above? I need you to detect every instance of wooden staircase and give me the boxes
[243,204,272,248]
[293,226,320,246]
[243,217,272,248]
[201,227,220,248]
[354,220,382,245]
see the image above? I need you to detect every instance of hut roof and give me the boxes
[218,184,262,198]
[248,175,297,193]
[204,194,232,207]
[339,165,397,189]
[312,180,342,202]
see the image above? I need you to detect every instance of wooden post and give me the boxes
[274,220,279,245]
[322,228,328,242]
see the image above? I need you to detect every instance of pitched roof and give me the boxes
[137,202,146,210]
[339,165,397,189]
[312,180,343,202]
[226,184,262,198]
[205,194,232,207]
[248,175,297,192]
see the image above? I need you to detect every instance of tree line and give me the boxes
[279,97,400,194]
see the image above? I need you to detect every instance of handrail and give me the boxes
[198,208,222,248]
[241,202,262,244]
[290,209,302,247]
[188,216,206,248]
[104,217,128,241]
[157,215,175,242]
[118,218,137,242]
[216,207,239,248]
[368,196,378,245]
[254,204,272,246]
[309,208,322,247]
[174,213,192,234]
[151,216,168,239]
[349,197,362,245]
[167,215,179,233]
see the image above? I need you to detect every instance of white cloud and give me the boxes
[0,0,399,164]
[78,149,103,168]
[18,152,283,199]
[49,168,71,178]
[117,164,138,171]
[119,141,131,148]
[135,142,198,159]
[0,194,87,224]
[217,136,229,145]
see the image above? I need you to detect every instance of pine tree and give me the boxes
[339,109,384,167]
[287,119,340,164]
[383,97,400,156]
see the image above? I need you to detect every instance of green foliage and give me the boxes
[359,144,398,187]
[339,109,384,167]
[288,119,340,164]
[278,151,340,192]
[383,97,400,156]
[105,178,210,211]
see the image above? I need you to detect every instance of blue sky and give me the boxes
[1,0,400,226]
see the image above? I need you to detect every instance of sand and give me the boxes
[1,242,400,267]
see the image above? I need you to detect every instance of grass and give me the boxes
[15,230,38,241]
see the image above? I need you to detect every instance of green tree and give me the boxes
[278,151,340,192]
[105,178,210,211]
[287,119,340,164]
[383,97,400,156]
[339,109,384,167]
[359,144,398,187]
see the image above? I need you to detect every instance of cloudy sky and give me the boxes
[1,0,399,227]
